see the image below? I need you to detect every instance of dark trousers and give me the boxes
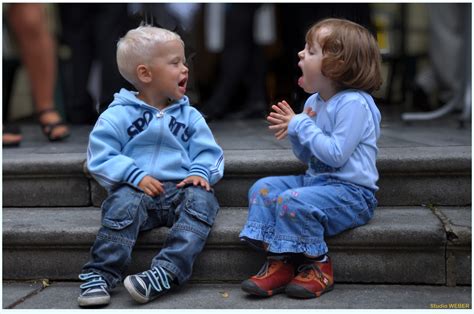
[58,4,132,124]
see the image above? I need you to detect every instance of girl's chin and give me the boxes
[298,77,313,93]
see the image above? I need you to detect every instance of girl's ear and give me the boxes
[136,64,152,83]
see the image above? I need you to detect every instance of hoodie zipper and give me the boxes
[149,103,181,177]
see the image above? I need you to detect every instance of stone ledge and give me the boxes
[437,208,472,286]
[3,146,471,207]
[3,207,450,247]
[3,207,470,284]
[3,146,470,176]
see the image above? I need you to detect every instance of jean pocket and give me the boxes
[101,187,143,230]
[183,187,219,227]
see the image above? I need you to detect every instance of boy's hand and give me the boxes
[138,175,165,197]
[177,175,211,191]
[267,100,296,140]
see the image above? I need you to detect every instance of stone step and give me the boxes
[2,146,471,207]
[3,281,471,309]
[3,206,470,285]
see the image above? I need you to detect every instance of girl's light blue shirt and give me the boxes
[288,90,381,191]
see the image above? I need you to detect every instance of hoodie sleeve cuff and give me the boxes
[188,165,210,182]
[125,167,148,187]
[288,113,311,136]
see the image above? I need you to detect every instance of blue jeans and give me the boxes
[239,174,377,257]
[82,182,219,288]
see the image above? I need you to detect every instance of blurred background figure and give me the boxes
[58,3,131,124]
[410,3,471,113]
[3,3,70,147]
[4,3,470,131]
[199,4,271,121]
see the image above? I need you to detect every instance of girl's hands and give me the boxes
[267,100,295,140]
[304,106,317,118]
[267,100,316,140]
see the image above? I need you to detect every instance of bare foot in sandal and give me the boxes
[37,108,70,141]
[3,125,23,147]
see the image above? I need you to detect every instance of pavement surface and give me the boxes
[3,281,471,310]
[2,112,471,155]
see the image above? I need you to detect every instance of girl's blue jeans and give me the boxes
[239,174,377,257]
[82,182,219,289]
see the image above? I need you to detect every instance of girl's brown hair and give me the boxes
[306,18,382,93]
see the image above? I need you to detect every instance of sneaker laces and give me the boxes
[142,266,171,292]
[79,272,107,290]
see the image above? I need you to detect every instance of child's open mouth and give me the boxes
[298,69,304,87]
[178,77,187,94]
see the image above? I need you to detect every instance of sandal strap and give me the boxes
[36,108,59,118]
[42,121,67,134]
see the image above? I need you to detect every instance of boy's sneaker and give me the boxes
[77,272,110,307]
[241,257,295,297]
[285,256,334,299]
[124,266,175,304]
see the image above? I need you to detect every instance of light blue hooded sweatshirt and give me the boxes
[87,88,224,191]
[288,90,381,191]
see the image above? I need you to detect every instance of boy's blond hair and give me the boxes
[306,18,382,93]
[116,25,184,86]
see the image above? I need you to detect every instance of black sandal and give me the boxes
[37,108,70,142]
[3,124,22,148]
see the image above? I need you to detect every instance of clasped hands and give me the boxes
[267,100,316,140]
[138,175,210,197]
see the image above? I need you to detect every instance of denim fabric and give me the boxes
[82,182,219,288]
[239,174,377,257]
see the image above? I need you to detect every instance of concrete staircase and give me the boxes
[2,120,472,308]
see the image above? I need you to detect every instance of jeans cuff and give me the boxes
[268,235,328,257]
[152,260,182,285]
[239,221,275,246]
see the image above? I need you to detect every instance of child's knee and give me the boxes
[101,185,146,231]
[249,177,274,198]
[277,189,300,206]
[182,186,219,227]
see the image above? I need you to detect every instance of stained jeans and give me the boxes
[239,175,377,257]
[82,183,219,289]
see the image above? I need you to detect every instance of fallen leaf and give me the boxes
[220,291,229,298]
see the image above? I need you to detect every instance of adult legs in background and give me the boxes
[7,3,69,141]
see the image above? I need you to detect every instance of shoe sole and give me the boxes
[77,295,110,307]
[124,276,149,304]
[285,283,334,299]
[241,280,286,297]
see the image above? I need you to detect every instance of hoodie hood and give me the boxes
[108,88,190,110]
